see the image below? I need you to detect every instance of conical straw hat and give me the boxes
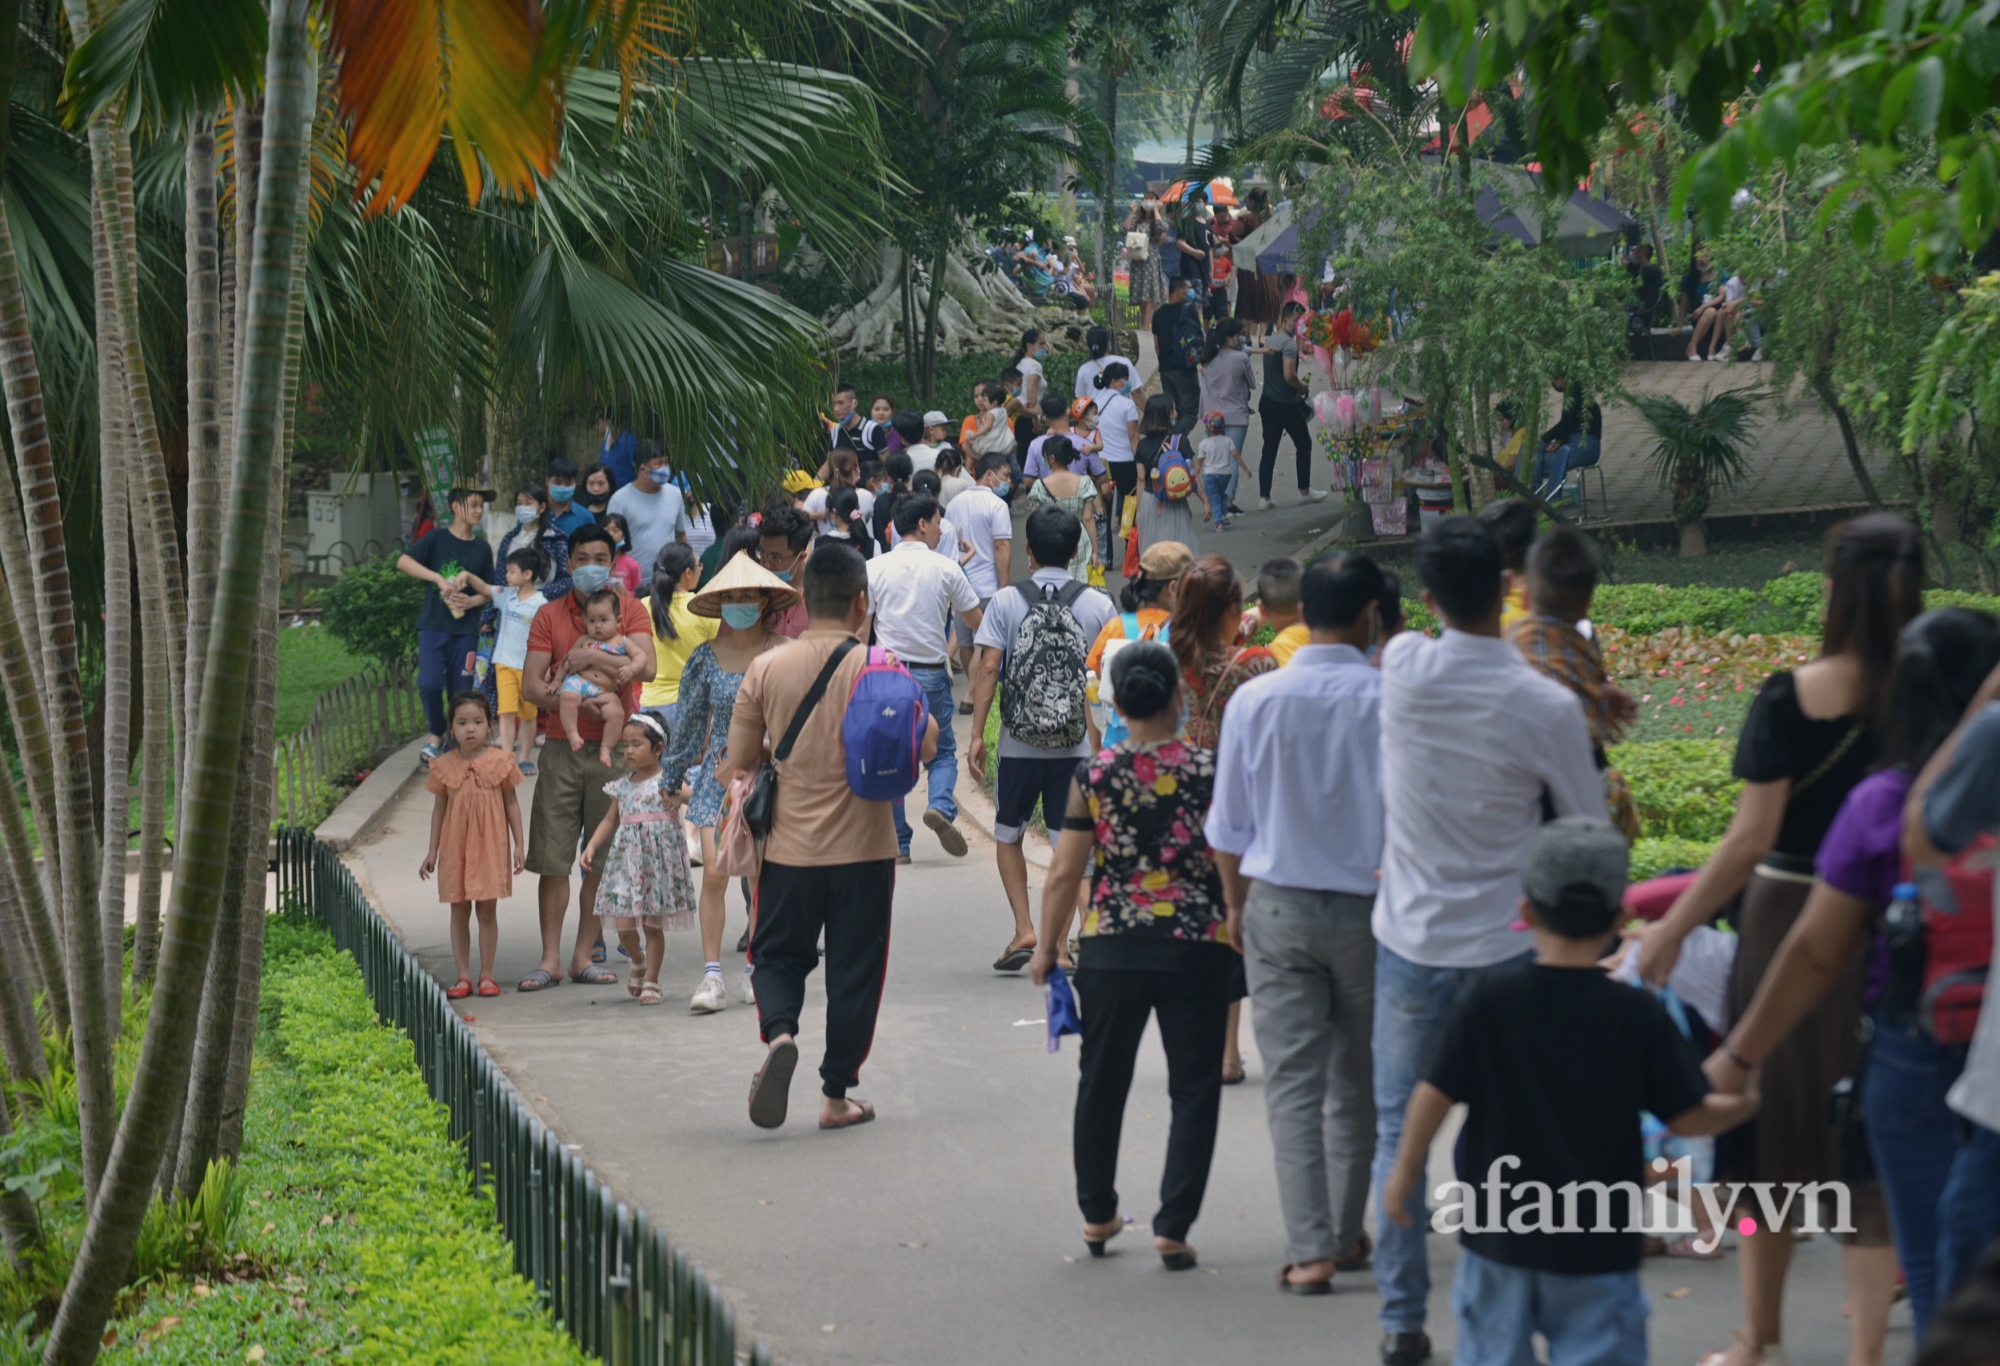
[687,550,802,619]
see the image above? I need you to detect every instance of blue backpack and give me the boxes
[842,647,931,801]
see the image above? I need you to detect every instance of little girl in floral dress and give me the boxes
[581,714,698,1006]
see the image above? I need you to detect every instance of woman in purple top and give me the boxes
[1711,608,2000,1351]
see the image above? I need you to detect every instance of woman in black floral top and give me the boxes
[1029,642,1234,1273]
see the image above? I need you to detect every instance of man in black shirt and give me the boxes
[396,486,496,763]
[1150,276,1202,435]
[1382,818,1755,1366]
[1625,244,1664,330]
[1531,378,1605,500]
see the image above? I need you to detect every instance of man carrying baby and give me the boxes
[521,523,658,991]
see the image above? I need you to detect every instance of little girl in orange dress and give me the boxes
[419,691,526,998]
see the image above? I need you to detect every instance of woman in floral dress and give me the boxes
[661,553,797,1013]
[1026,641,1233,1274]
[1124,201,1169,326]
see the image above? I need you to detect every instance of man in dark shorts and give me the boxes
[518,523,658,990]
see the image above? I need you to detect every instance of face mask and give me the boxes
[646,465,669,484]
[1035,347,1048,359]
[774,568,794,583]
[993,480,1011,499]
[515,506,538,525]
[548,483,575,504]
[720,603,763,630]
[570,563,611,594]
[615,539,627,551]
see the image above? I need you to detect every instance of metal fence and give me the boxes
[276,666,424,828]
[274,827,772,1366]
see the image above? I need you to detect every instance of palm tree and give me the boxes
[1632,385,1763,556]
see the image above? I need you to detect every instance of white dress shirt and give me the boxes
[1205,643,1382,895]
[1376,629,1606,969]
[866,539,981,667]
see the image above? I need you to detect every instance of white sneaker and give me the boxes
[689,975,727,1014]
[1300,487,1329,504]
[739,969,757,1005]
[1257,498,1274,512]
[1751,347,1766,362]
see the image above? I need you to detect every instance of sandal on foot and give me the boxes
[627,969,645,997]
[993,943,1034,972]
[1158,1243,1197,1272]
[1083,1221,1124,1257]
[748,1040,799,1130]
[590,937,607,964]
[446,978,474,1000]
[517,968,560,992]
[819,1100,876,1131]
[1222,1063,1247,1085]
[569,964,619,986]
[1277,1264,1333,1295]
[476,977,502,997]
[637,981,664,1006]
[1332,1233,1372,1271]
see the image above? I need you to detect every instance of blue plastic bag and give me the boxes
[1046,965,1083,1054]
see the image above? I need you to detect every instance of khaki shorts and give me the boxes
[494,665,538,721]
[525,738,624,877]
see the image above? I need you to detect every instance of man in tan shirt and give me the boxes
[727,541,936,1131]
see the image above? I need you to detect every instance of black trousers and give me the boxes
[1073,952,1233,1241]
[1258,397,1314,497]
[751,859,895,1098]
[1158,369,1202,435]
[1107,461,1138,563]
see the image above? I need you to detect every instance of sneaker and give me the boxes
[1752,346,1766,362]
[1300,487,1329,503]
[418,741,444,768]
[739,968,757,1004]
[1257,497,1274,511]
[1227,503,1245,515]
[924,807,969,857]
[1380,1332,1432,1366]
[736,928,750,953]
[898,852,912,865]
[689,975,727,1014]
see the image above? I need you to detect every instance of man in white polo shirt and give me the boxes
[950,452,1014,698]
[867,493,981,861]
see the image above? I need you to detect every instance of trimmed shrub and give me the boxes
[317,556,427,668]
[1610,739,1741,842]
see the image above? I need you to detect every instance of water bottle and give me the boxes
[1882,881,1926,1024]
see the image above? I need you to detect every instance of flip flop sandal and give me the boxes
[637,982,664,1006]
[748,1040,799,1130]
[517,968,560,992]
[569,965,619,986]
[819,1100,876,1131]
[993,945,1034,972]
[476,978,502,997]
[1222,1064,1247,1085]
[1332,1233,1372,1271]
[590,938,607,964]
[1276,1264,1333,1296]
[446,978,474,1000]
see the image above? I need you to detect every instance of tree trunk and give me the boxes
[0,825,48,1088]
[1811,357,1882,510]
[41,0,313,1355]
[96,383,131,1044]
[920,240,949,399]
[0,209,76,1031]
[1101,56,1120,336]
[1679,518,1709,556]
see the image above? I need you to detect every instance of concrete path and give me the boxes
[341,728,1884,1366]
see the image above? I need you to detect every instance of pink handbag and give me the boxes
[712,770,761,878]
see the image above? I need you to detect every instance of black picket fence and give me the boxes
[275,827,772,1366]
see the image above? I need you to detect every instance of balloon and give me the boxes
[1354,388,1377,426]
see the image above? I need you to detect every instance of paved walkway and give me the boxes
[342,721,1884,1366]
[1131,327,1891,531]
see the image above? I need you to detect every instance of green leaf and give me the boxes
[1849,197,1878,248]
[1958,140,1999,248]
[1879,61,1918,134]
[1759,93,1800,159]
[63,0,267,133]
[1909,54,1945,135]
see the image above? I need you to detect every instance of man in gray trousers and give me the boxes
[1207,552,1386,1294]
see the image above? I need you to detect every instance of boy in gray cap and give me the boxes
[1381,818,1758,1366]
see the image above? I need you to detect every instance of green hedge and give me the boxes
[1587,571,2000,638]
[1610,738,1741,842]
[1629,835,1718,882]
[108,917,587,1366]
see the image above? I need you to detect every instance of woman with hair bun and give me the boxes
[1027,640,1235,1276]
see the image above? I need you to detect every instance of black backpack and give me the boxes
[999,580,1091,749]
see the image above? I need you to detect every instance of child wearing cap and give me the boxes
[907,411,950,474]
[1195,412,1251,532]
[1381,817,1757,1366]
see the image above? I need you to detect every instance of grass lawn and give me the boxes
[274,625,371,742]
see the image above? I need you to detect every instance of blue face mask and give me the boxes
[515,506,538,525]
[570,563,611,595]
[774,568,794,583]
[1035,346,1048,359]
[548,483,575,504]
[720,603,763,630]
[993,480,1011,499]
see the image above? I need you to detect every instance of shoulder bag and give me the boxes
[740,638,859,840]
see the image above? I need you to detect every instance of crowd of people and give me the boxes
[390,350,2000,1365]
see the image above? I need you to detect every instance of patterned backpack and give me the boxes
[1000,580,1091,749]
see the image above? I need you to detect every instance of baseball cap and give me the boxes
[1521,817,1629,934]
[1137,540,1195,580]
[922,410,949,428]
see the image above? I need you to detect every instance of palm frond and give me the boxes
[1631,386,1764,494]
[63,0,266,133]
